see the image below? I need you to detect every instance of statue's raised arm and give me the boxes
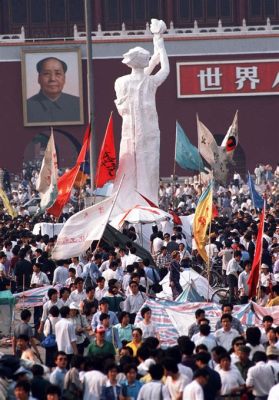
[144,19,170,85]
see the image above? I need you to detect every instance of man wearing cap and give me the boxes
[87,324,116,358]
[260,264,276,290]
[266,345,279,378]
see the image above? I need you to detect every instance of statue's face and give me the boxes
[124,54,149,69]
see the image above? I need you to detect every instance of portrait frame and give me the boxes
[21,47,84,127]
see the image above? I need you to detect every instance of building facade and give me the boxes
[0,0,279,176]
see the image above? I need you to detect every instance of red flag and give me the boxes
[47,125,91,218]
[95,114,116,188]
[137,191,182,225]
[247,205,265,298]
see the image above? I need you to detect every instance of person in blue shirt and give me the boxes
[121,363,143,400]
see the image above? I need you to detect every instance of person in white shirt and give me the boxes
[95,276,108,302]
[260,263,276,288]
[135,306,158,340]
[238,260,251,303]
[69,277,86,307]
[164,357,191,400]
[102,261,118,283]
[82,359,107,400]
[29,261,49,286]
[246,351,276,399]
[226,250,243,303]
[268,382,279,400]
[183,368,209,400]
[55,306,78,361]
[137,364,171,400]
[215,314,239,351]
[69,257,84,277]
[125,247,139,266]
[52,259,70,285]
[192,323,217,352]
[38,288,63,334]
[218,353,245,396]
[99,251,117,273]
[122,281,147,323]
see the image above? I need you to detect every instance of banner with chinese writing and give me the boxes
[177,59,279,98]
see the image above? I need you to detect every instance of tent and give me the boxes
[102,224,155,265]
[157,269,214,301]
[134,300,267,348]
[0,290,16,336]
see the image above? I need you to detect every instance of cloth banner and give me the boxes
[52,194,117,259]
[32,223,64,238]
[36,131,58,211]
[247,172,264,210]
[0,188,17,218]
[221,110,238,158]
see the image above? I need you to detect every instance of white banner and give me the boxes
[36,131,58,211]
[52,194,116,259]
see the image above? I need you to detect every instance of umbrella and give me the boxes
[114,205,171,227]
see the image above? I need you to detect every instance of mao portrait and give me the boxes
[21,48,84,126]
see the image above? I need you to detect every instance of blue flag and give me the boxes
[248,172,264,209]
[175,122,205,172]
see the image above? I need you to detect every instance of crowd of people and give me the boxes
[0,162,278,399]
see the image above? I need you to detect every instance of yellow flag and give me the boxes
[193,181,213,263]
[0,188,17,218]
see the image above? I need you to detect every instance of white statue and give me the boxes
[112,19,169,213]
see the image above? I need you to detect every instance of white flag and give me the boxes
[197,116,228,184]
[36,131,58,212]
[197,115,218,166]
[221,110,238,160]
[52,194,117,259]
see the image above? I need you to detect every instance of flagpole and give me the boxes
[84,0,96,193]
[206,181,213,302]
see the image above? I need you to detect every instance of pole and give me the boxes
[84,0,96,193]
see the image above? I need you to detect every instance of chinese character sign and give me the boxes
[177,60,279,98]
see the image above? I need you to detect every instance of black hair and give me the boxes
[20,309,31,321]
[221,303,233,311]
[221,313,232,322]
[60,287,70,297]
[263,315,274,323]
[199,324,211,336]
[31,364,44,376]
[15,381,30,393]
[246,327,261,346]
[123,363,137,375]
[195,308,205,318]
[252,351,267,363]
[47,288,58,299]
[163,357,178,373]
[60,306,70,318]
[195,352,211,364]
[49,305,60,318]
[46,384,62,396]
[118,311,129,323]
[140,306,151,318]
[36,57,67,73]
[149,363,164,380]
[193,368,210,379]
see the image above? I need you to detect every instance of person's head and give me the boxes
[246,327,261,346]
[219,353,231,371]
[132,328,142,343]
[96,276,105,288]
[33,262,42,273]
[163,357,179,377]
[199,324,211,337]
[69,302,80,317]
[129,280,139,294]
[238,345,251,362]
[252,351,267,364]
[232,336,246,353]
[14,381,30,400]
[149,363,164,380]
[221,303,233,315]
[211,346,227,364]
[243,260,252,272]
[171,250,180,260]
[68,268,76,278]
[141,306,152,321]
[234,250,242,261]
[36,57,67,100]
[177,336,195,356]
[95,325,106,341]
[49,305,59,318]
[59,287,70,300]
[20,309,31,322]
[46,384,61,400]
[193,368,209,386]
[54,351,67,369]
[48,288,58,302]
[99,298,109,313]
[123,363,137,383]
[118,311,130,326]
[16,334,29,351]
[271,285,279,297]
[195,308,205,321]
[99,313,110,328]
[221,313,232,331]
[74,277,84,291]
[85,286,95,298]
[267,327,277,343]
[195,352,211,368]
[104,362,118,382]
[261,263,270,275]
[59,306,70,319]
[263,315,274,330]
[31,364,44,377]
